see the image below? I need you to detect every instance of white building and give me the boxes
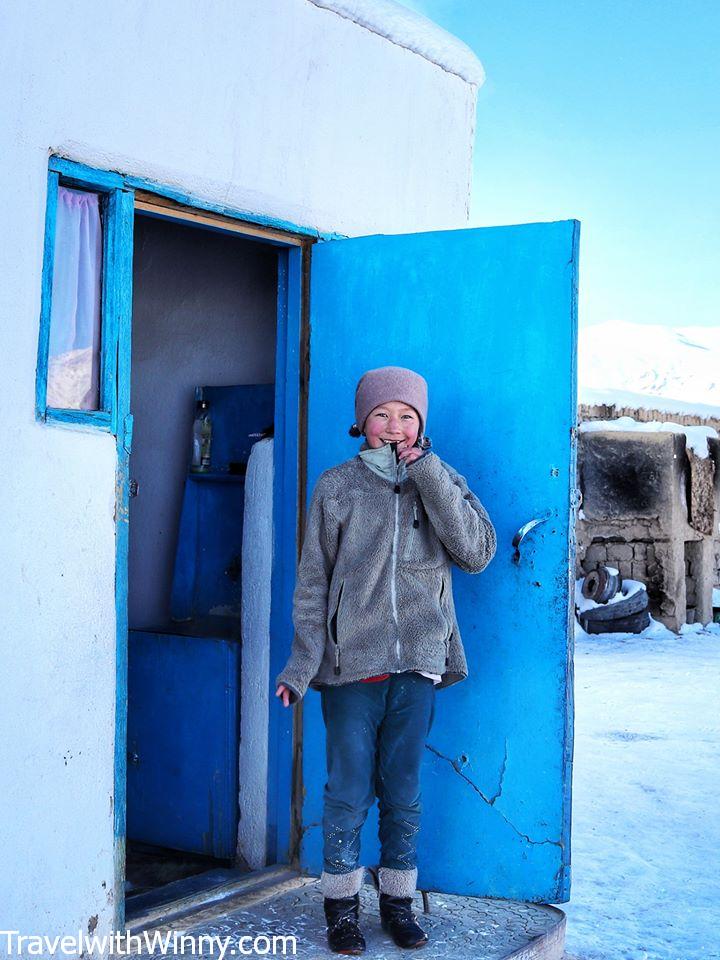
[1,0,488,943]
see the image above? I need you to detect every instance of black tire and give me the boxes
[583,609,650,635]
[580,584,649,624]
[582,565,621,604]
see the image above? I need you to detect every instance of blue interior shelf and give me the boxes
[127,383,274,859]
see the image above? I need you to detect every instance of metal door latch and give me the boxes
[512,511,553,563]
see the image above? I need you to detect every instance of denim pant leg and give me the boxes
[320,681,387,875]
[374,672,436,872]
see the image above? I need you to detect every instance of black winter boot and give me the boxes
[379,892,429,948]
[323,893,366,955]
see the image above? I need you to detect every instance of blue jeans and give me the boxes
[320,671,436,876]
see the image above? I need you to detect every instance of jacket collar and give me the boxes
[357,440,407,485]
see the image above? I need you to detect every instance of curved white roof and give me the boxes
[308,0,485,86]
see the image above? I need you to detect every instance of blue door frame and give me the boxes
[117,212,308,931]
[120,218,310,932]
[40,158,320,931]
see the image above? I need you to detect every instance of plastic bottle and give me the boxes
[191,399,212,472]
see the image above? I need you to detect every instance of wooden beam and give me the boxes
[133,191,305,246]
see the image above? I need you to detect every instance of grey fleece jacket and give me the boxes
[276,448,497,704]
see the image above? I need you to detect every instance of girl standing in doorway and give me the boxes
[275,365,497,954]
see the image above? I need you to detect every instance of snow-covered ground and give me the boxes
[563,619,720,960]
[579,320,720,419]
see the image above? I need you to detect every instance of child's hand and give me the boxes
[275,683,292,707]
[397,439,425,465]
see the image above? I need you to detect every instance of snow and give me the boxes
[579,320,720,419]
[580,415,717,458]
[308,0,485,84]
[564,624,720,959]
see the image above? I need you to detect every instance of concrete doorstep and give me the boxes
[125,869,566,959]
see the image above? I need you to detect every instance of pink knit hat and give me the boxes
[349,365,428,437]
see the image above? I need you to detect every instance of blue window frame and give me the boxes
[35,161,133,433]
[35,156,324,437]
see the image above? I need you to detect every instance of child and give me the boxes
[275,365,497,954]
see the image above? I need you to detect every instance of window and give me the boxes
[35,159,133,432]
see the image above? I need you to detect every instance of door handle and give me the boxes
[512,511,552,562]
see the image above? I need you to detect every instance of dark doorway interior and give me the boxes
[125,212,278,914]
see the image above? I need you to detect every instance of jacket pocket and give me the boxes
[403,499,420,560]
[329,580,345,675]
[400,498,443,569]
[439,575,452,667]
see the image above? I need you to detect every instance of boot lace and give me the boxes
[330,913,360,931]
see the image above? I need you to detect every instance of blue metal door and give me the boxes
[299,221,579,902]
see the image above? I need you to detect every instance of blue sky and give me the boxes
[399,0,719,329]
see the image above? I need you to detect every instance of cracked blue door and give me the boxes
[298,220,579,902]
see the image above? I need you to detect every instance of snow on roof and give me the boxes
[579,415,718,458]
[579,320,720,420]
[307,0,485,85]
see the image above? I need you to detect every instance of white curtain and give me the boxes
[46,186,103,410]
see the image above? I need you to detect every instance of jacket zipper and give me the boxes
[331,581,344,674]
[391,460,402,665]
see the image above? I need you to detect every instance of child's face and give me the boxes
[364,401,420,449]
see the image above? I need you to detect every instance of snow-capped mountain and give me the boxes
[579,320,720,418]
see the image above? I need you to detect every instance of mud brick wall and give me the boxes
[579,402,720,434]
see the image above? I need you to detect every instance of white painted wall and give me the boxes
[0,0,482,945]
